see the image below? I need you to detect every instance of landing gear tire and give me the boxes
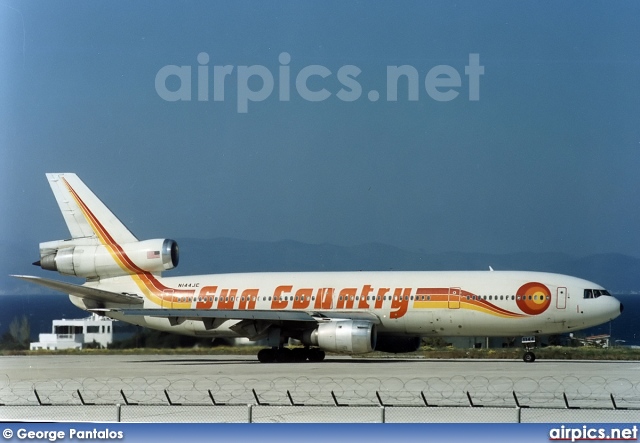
[523,351,536,363]
[308,348,325,362]
[275,347,293,363]
[257,348,276,363]
[292,348,308,362]
[257,347,324,363]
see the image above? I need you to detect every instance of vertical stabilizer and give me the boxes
[46,173,138,244]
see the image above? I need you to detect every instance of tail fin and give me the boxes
[33,173,178,279]
[46,173,138,243]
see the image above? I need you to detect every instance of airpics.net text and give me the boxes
[155,52,484,113]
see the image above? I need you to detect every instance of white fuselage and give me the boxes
[80,270,622,339]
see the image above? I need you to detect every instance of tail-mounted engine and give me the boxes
[35,238,179,279]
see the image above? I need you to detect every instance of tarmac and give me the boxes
[4,354,640,382]
[1,355,639,422]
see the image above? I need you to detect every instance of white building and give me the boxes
[30,314,115,350]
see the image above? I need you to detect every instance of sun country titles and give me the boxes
[162,283,546,320]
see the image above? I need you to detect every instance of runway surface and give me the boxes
[2,355,639,422]
[5,354,640,381]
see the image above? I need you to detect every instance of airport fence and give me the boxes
[1,376,639,423]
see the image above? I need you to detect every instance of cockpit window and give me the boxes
[584,289,611,299]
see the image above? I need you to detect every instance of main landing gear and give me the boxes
[257,347,325,363]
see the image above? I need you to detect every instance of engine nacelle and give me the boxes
[37,238,179,278]
[375,335,422,353]
[303,320,376,354]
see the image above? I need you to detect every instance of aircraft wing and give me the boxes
[12,275,144,305]
[310,311,382,323]
[112,308,381,324]
[115,308,317,322]
[14,273,383,324]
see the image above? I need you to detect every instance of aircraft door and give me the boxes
[556,287,567,309]
[448,287,461,309]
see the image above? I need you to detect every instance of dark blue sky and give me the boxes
[2,2,640,258]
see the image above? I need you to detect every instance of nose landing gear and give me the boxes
[521,336,537,363]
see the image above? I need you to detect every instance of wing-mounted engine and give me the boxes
[302,320,376,354]
[35,238,179,279]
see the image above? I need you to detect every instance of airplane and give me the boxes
[14,173,623,363]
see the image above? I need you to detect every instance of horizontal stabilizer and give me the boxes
[12,275,143,305]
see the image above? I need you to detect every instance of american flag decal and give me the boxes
[147,250,160,259]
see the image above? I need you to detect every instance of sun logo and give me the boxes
[516,282,551,315]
